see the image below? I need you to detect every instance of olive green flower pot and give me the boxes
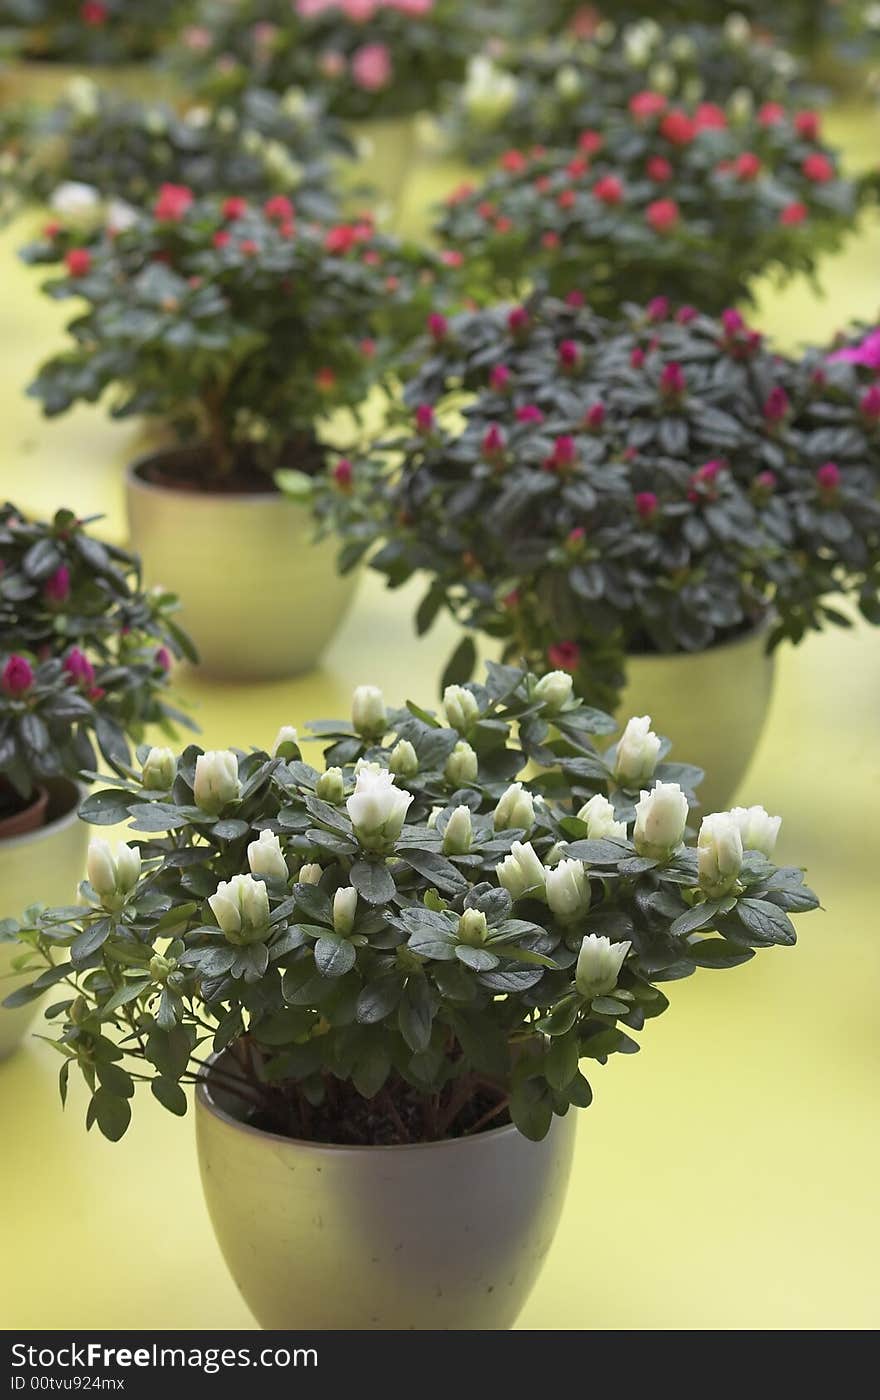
[0,779,87,1061]
[617,624,775,814]
[126,454,358,682]
[196,1055,576,1330]
[0,61,171,107]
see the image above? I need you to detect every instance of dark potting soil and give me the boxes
[138,437,326,496]
[246,1080,511,1147]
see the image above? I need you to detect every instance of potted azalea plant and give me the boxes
[448,13,805,167]
[436,81,865,314]
[6,662,817,1328]
[3,80,352,227]
[20,190,439,679]
[351,296,880,809]
[0,501,192,1058]
[178,0,499,208]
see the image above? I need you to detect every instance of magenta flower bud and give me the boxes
[646,296,669,322]
[507,306,530,335]
[490,365,511,390]
[584,402,605,430]
[155,646,172,673]
[659,362,686,396]
[860,385,880,421]
[635,492,659,521]
[754,470,777,494]
[44,565,71,604]
[552,435,577,467]
[558,339,580,369]
[721,308,745,335]
[676,305,698,324]
[816,461,841,492]
[481,423,506,459]
[516,404,544,424]
[415,403,435,433]
[630,347,646,369]
[1,654,34,697]
[427,313,448,343]
[63,647,95,688]
[764,386,790,423]
[695,460,722,482]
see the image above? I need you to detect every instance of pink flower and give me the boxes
[816,462,841,492]
[213,230,231,249]
[593,175,623,206]
[693,460,723,484]
[500,149,527,174]
[63,648,95,689]
[721,309,745,336]
[694,103,727,131]
[342,0,380,19]
[829,329,880,369]
[753,470,777,495]
[490,365,511,391]
[80,2,108,24]
[860,385,880,420]
[660,110,696,146]
[629,91,667,121]
[734,152,761,181]
[630,347,646,369]
[646,156,672,182]
[351,43,393,91]
[154,184,194,222]
[635,492,658,521]
[676,305,698,325]
[646,199,679,234]
[558,340,581,369]
[481,424,506,459]
[758,102,786,126]
[183,26,212,52]
[44,565,71,604]
[795,110,821,141]
[780,201,808,226]
[584,403,605,430]
[1,655,34,697]
[802,153,834,183]
[659,362,686,397]
[544,435,577,472]
[324,224,359,254]
[516,404,544,424]
[65,248,91,278]
[566,290,586,308]
[415,404,435,433]
[567,527,586,547]
[764,386,790,423]
[222,197,248,221]
[264,195,295,223]
[578,131,603,154]
[646,296,669,323]
[507,306,530,336]
[154,647,172,673]
[547,641,580,672]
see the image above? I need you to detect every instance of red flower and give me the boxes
[593,174,623,206]
[629,90,667,121]
[64,648,95,689]
[795,110,821,141]
[547,641,580,672]
[212,230,231,249]
[325,225,359,254]
[758,102,786,126]
[65,248,91,278]
[440,249,464,267]
[557,190,577,210]
[780,201,808,226]
[693,459,723,485]
[567,527,586,547]
[694,103,727,131]
[42,220,62,240]
[507,306,530,336]
[44,565,71,604]
[222,197,248,220]
[477,200,497,220]
[584,403,605,430]
[427,313,449,343]
[490,365,511,391]
[659,362,686,397]
[816,462,841,492]
[494,216,513,235]
[1,655,34,697]
[558,339,581,369]
[446,183,476,205]
[565,156,589,180]
[541,231,561,250]
[860,385,880,421]
[578,131,603,154]
[646,199,679,234]
[802,153,834,183]
[764,386,790,423]
[635,492,658,521]
[264,195,295,222]
[516,404,544,424]
[315,368,337,392]
[500,149,527,173]
[415,404,435,433]
[646,156,672,182]
[333,460,353,491]
[646,296,669,322]
[154,184,194,222]
[734,152,761,181]
[81,2,108,24]
[239,239,258,256]
[660,110,696,146]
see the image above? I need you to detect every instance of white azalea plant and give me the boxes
[4,665,817,1145]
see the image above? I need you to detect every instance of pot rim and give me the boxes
[196,1049,526,1156]
[0,777,84,853]
[126,451,291,505]
[626,613,771,665]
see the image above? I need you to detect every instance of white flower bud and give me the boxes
[623,18,660,66]
[729,805,782,857]
[575,934,631,998]
[208,873,270,946]
[728,85,754,123]
[493,782,535,834]
[442,805,473,856]
[462,56,517,126]
[141,746,176,791]
[545,859,591,924]
[106,197,139,232]
[724,13,751,46]
[247,828,288,883]
[668,33,697,61]
[648,60,676,94]
[698,813,744,897]
[633,783,688,859]
[298,863,323,885]
[65,76,99,117]
[544,841,567,867]
[351,685,387,739]
[533,670,574,712]
[346,767,413,851]
[216,106,238,132]
[50,181,100,218]
[443,684,480,732]
[614,716,661,788]
[272,725,299,757]
[87,839,141,912]
[389,740,419,777]
[194,750,241,814]
[577,793,628,841]
[458,908,488,946]
[427,806,443,830]
[555,64,583,100]
[316,767,345,803]
[495,841,546,901]
[333,886,358,937]
[444,741,478,787]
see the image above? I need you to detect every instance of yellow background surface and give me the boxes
[0,105,878,1331]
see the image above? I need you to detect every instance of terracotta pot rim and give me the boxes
[197,1050,524,1157]
[126,451,294,505]
[0,785,49,842]
[627,614,771,665]
[0,778,83,852]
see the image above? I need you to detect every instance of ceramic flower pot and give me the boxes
[196,1055,577,1330]
[0,61,170,107]
[342,115,419,214]
[617,623,775,814]
[125,451,358,682]
[0,778,87,1061]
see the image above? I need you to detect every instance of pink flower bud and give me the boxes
[721,309,745,335]
[154,647,172,673]
[427,313,448,343]
[660,362,686,396]
[584,403,605,430]
[507,306,530,335]
[63,648,95,689]
[516,404,544,424]
[415,404,435,433]
[558,340,581,369]
[547,640,580,672]
[333,459,353,490]
[1,655,34,697]
[44,565,71,604]
[635,492,659,521]
[816,462,841,492]
[646,297,669,323]
[490,365,511,391]
[860,385,880,421]
[630,347,646,369]
[481,424,506,458]
[764,387,790,423]
[676,306,698,325]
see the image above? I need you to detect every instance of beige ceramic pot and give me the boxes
[126,451,358,682]
[617,623,775,814]
[196,1055,577,1330]
[0,778,87,1060]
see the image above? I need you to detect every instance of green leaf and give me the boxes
[71,919,111,965]
[735,898,798,946]
[79,789,135,825]
[510,1076,553,1142]
[398,975,433,1053]
[356,974,404,1024]
[455,944,499,971]
[670,899,725,938]
[441,634,478,691]
[87,1087,132,1141]
[545,1030,579,1091]
[352,1037,391,1099]
[688,939,755,969]
[151,1078,188,1115]
[314,937,356,978]
[350,860,396,906]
